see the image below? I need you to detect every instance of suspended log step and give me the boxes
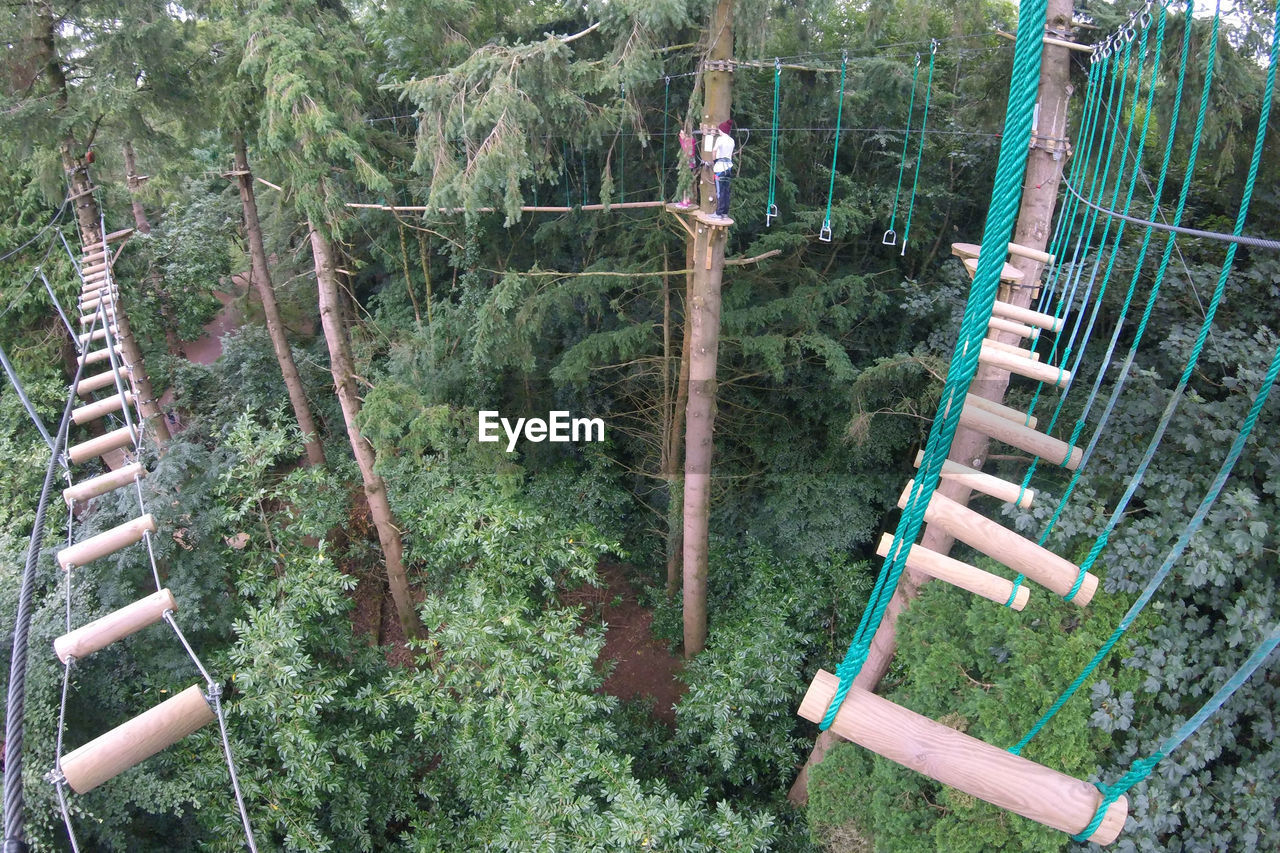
[964,393,1038,430]
[877,533,1030,609]
[951,241,1055,266]
[54,588,176,663]
[797,671,1127,844]
[912,451,1034,509]
[79,345,123,368]
[958,405,1080,469]
[978,342,1071,387]
[963,257,1024,285]
[984,339,1040,361]
[56,513,156,571]
[988,315,1040,341]
[63,462,145,506]
[898,481,1097,604]
[75,366,129,397]
[59,684,214,794]
[81,260,109,276]
[991,299,1063,332]
[71,392,134,426]
[77,326,118,347]
[67,425,135,464]
[80,295,115,315]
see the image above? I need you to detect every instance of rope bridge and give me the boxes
[798,0,1280,844]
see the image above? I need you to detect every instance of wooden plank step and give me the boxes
[78,345,123,368]
[56,513,156,570]
[102,227,135,244]
[898,481,1097,604]
[964,393,1038,430]
[977,342,1071,387]
[54,588,176,662]
[66,425,135,465]
[59,684,214,794]
[991,299,1063,332]
[963,257,1024,285]
[912,451,1034,509]
[958,405,1081,469]
[63,462,145,506]
[694,211,734,228]
[877,533,1029,609]
[75,366,129,397]
[984,339,1040,361]
[798,671,1127,844]
[71,392,134,426]
[988,315,1040,341]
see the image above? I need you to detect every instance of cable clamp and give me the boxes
[206,682,224,703]
[45,768,67,786]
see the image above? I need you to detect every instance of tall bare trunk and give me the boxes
[787,0,1074,805]
[311,223,421,640]
[664,246,691,596]
[679,0,734,657]
[123,140,184,358]
[235,136,326,467]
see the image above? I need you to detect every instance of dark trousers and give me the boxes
[714,169,732,215]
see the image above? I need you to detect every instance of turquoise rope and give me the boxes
[766,61,781,223]
[819,0,1049,729]
[1020,0,1277,749]
[886,57,921,237]
[899,40,937,252]
[821,53,849,238]
[1013,338,1280,757]
[1072,622,1280,841]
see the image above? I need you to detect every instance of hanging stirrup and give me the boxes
[819,220,833,242]
[882,228,897,246]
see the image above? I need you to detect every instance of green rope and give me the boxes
[884,55,921,244]
[1073,621,1280,842]
[1018,0,1279,752]
[899,40,937,254]
[819,52,848,243]
[766,60,781,225]
[819,0,1048,729]
[1013,338,1280,759]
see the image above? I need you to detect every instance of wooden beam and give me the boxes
[798,671,1127,844]
[983,339,1040,361]
[77,346,123,369]
[988,315,1040,341]
[63,462,145,506]
[74,366,129,397]
[978,342,1071,387]
[66,426,134,465]
[877,533,1030,609]
[54,588,176,662]
[60,685,214,793]
[964,392,1038,430]
[958,404,1080,469]
[71,391,134,426]
[56,513,156,570]
[912,451,1035,509]
[991,299,1063,332]
[899,482,1097,604]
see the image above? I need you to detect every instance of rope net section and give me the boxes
[799,0,1280,845]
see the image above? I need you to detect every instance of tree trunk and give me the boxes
[788,0,1073,804]
[664,244,692,596]
[310,223,421,640]
[235,135,326,467]
[123,140,185,358]
[679,0,734,657]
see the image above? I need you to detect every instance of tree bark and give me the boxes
[310,223,421,640]
[235,135,326,468]
[664,242,692,597]
[123,140,185,358]
[788,0,1073,804]
[679,0,734,657]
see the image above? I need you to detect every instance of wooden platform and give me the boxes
[693,211,734,228]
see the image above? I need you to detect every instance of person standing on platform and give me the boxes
[711,119,735,220]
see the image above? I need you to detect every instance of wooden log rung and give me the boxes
[899,480,1096,604]
[75,366,129,397]
[983,338,1040,362]
[977,343,1071,388]
[56,513,156,571]
[963,393,1038,430]
[988,315,1040,341]
[798,671,1127,844]
[81,261,109,275]
[911,450,1034,509]
[71,391,134,426]
[54,588,176,663]
[1007,241,1055,264]
[59,684,214,794]
[77,327,117,346]
[877,533,1030,609]
[991,299,1063,332]
[79,346,123,368]
[958,404,1080,469]
[63,462,145,506]
[66,425,134,464]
